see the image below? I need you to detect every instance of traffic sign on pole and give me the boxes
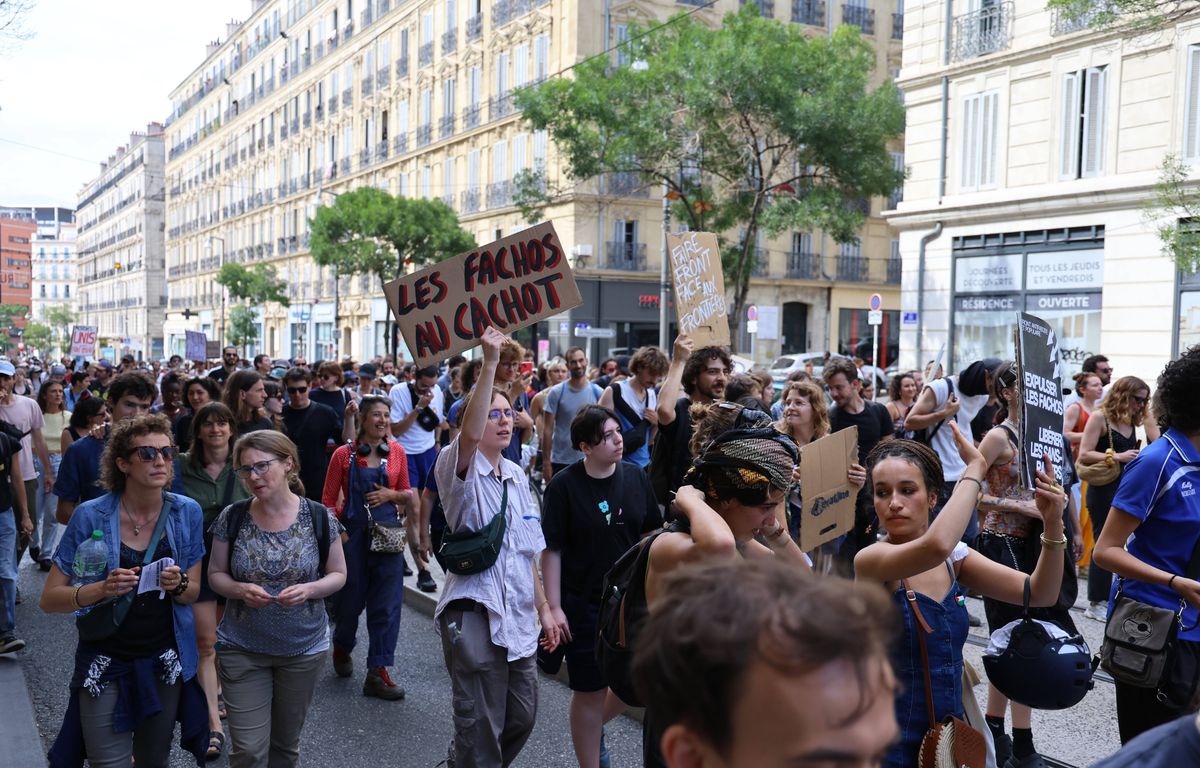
[746,305,758,322]
[869,293,883,311]
[867,310,883,326]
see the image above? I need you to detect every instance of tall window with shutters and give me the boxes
[514,43,529,88]
[959,90,999,192]
[534,34,549,81]
[1184,46,1200,161]
[1059,66,1107,179]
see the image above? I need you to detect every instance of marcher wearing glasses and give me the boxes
[281,367,350,504]
[321,395,413,698]
[208,346,241,388]
[40,415,208,767]
[1078,376,1151,622]
[434,327,550,768]
[207,430,346,768]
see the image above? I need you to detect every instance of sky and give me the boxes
[0,0,249,207]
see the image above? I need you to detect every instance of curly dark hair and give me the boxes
[1155,346,1200,432]
[821,357,859,385]
[99,414,174,493]
[887,372,915,403]
[681,346,732,397]
[865,438,945,498]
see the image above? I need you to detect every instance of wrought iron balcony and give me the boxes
[361,7,374,28]
[461,188,481,213]
[443,29,457,54]
[396,57,409,79]
[836,255,870,282]
[329,97,338,115]
[750,249,771,276]
[376,141,390,162]
[377,66,390,88]
[607,171,649,197]
[362,75,374,97]
[342,87,353,107]
[340,157,351,175]
[360,147,372,168]
[487,180,513,208]
[394,132,409,155]
[842,5,875,34]
[417,123,433,147]
[892,12,904,39]
[952,2,1012,61]
[419,42,434,67]
[492,0,513,27]
[290,117,299,134]
[463,104,482,129]
[491,92,514,118]
[466,14,483,40]
[787,251,820,279]
[792,0,825,25]
[440,114,456,139]
[886,258,902,284]
[303,111,311,128]
[280,122,289,140]
[605,242,647,271]
[315,104,324,123]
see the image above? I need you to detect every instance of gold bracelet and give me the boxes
[71,585,83,611]
[537,599,549,612]
[1040,533,1068,550]
[958,476,983,492]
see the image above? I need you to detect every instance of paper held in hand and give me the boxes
[383,222,583,368]
[666,231,730,348]
[797,427,859,553]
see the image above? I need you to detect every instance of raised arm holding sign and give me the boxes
[666,232,730,348]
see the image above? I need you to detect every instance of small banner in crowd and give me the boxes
[185,330,207,362]
[69,326,97,358]
[383,222,583,368]
[798,426,858,553]
[1016,312,1068,489]
[666,231,730,348]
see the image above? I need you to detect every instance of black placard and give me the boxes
[1016,312,1067,489]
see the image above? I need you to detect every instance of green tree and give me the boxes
[227,304,260,357]
[24,321,51,356]
[215,263,290,306]
[1046,0,1179,32]
[44,304,74,354]
[309,187,476,359]
[514,7,905,343]
[1146,153,1200,272]
[0,303,26,333]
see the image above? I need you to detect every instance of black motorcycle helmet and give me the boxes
[982,578,1094,710]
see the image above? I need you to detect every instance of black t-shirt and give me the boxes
[310,388,351,433]
[96,536,175,660]
[829,400,893,464]
[282,403,342,502]
[238,416,275,436]
[542,461,663,600]
[659,397,694,495]
[1092,713,1200,767]
[208,366,233,387]
[0,432,20,512]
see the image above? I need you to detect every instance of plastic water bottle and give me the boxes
[72,530,108,616]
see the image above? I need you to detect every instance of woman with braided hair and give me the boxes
[853,426,1067,768]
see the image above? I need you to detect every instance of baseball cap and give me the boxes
[0,361,16,376]
[344,371,359,383]
[381,374,399,385]
[51,365,67,376]
[98,360,114,370]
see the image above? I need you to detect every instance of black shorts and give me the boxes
[562,591,605,693]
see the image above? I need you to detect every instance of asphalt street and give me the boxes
[9,553,1124,768]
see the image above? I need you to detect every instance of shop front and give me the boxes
[573,277,674,361]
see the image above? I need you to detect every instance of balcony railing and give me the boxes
[419,41,434,67]
[1051,2,1109,35]
[461,188,481,213]
[892,12,904,39]
[792,0,825,25]
[439,114,456,139]
[396,57,409,79]
[342,87,353,107]
[394,132,409,155]
[376,140,390,162]
[362,75,374,97]
[377,66,390,89]
[487,180,514,208]
[607,171,649,197]
[340,157,351,175]
[750,248,770,276]
[466,13,483,40]
[842,4,875,34]
[360,147,372,168]
[605,242,647,271]
[463,103,482,129]
[491,92,514,119]
[952,2,1013,61]
[443,29,457,54]
[416,123,433,147]
[329,97,339,115]
[836,255,870,282]
[787,251,820,279]
[886,258,902,284]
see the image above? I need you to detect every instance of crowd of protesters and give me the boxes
[0,337,1195,767]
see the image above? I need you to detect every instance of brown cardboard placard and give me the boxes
[383,221,583,368]
[797,426,859,553]
[666,231,730,347]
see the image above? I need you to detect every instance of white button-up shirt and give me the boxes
[433,436,545,661]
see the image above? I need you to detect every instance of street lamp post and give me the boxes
[206,235,226,347]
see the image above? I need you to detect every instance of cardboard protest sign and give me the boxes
[383,222,583,368]
[666,231,730,347]
[69,326,98,358]
[185,331,207,362]
[797,426,859,553]
[1016,313,1068,489]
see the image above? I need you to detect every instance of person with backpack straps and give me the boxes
[207,430,346,768]
[540,405,662,767]
[433,327,553,768]
[598,346,669,470]
[541,346,604,481]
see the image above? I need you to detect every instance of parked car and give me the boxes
[768,352,828,384]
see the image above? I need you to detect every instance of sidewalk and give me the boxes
[0,654,46,768]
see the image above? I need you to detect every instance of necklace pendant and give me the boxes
[133,524,142,535]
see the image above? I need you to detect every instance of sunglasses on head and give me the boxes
[129,445,176,463]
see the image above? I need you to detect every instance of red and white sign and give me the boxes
[70,325,98,358]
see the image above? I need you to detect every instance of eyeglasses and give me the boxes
[487,408,515,422]
[233,458,282,479]
[287,386,308,394]
[1097,367,1114,374]
[129,445,176,463]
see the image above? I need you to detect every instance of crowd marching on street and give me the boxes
[2,332,1200,768]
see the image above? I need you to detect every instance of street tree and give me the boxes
[227,304,260,357]
[309,187,476,359]
[215,263,290,306]
[44,304,74,354]
[1046,0,1190,31]
[24,321,51,357]
[0,303,27,332]
[514,7,905,344]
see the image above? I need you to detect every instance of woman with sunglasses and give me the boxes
[1078,375,1150,622]
[321,395,412,699]
[170,402,249,759]
[207,430,346,768]
[40,414,208,767]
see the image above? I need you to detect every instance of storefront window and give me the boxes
[290,322,307,361]
[1178,271,1200,355]
[315,322,334,360]
[838,309,899,367]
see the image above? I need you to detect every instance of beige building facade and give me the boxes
[76,126,167,361]
[165,0,903,365]
[891,0,1200,383]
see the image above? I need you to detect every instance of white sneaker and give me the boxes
[1084,602,1108,622]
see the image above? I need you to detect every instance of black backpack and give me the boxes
[911,378,955,446]
[596,519,687,707]
[608,382,651,457]
[218,498,332,575]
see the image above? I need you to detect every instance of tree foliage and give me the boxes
[24,321,51,355]
[1045,0,1195,32]
[43,304,73,353]
[216,263,290,306]
[1148,154,1200,272]
[514,7,905,340]
[0,303,27,331]
[227,304,260,355]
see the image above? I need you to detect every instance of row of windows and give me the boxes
[37,285,71,298]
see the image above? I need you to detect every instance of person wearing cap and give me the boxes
[49,365,67,384]
[349,364,384,400]
[88,360,114,399]
[118,354,136,374]
[379,373,399,394]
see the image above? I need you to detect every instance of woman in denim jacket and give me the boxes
[40,414,207,768]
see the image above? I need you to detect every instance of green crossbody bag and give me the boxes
[439,481,507,576]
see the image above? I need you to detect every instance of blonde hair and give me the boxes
[774,380,830,441]
[1101,376,1150,429]
[232,430,305,496]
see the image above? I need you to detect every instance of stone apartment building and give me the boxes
[75,125,167,361]
[891,0,1200,383]
[165,0,903,364]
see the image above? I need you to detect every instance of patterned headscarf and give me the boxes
[684,427,799,497]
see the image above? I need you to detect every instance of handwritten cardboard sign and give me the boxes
[1016,312,1068,489]
[667,231,730,347]
[185,331,207,362]
[383,222,583,368]
[70,326,97,358]
[798,426,858,553]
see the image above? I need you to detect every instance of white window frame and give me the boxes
[1059,66,1107,180]
[959,90,999,192]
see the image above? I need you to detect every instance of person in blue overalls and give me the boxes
[853,423,1066,768]
[321,395,413,700]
